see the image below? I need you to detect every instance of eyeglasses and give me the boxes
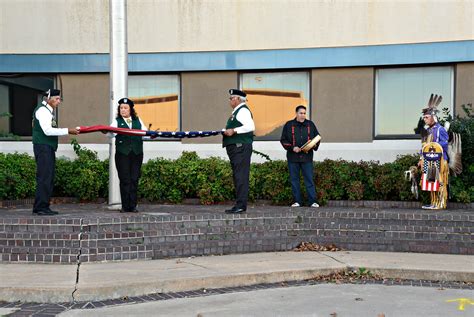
[229,97,236,100]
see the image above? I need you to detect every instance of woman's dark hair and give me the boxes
[295,105,306,112]
[116,104,138,120]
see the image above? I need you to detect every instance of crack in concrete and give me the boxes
[177,260,213,270]
[317,251,347,266]
[71,218,84,302]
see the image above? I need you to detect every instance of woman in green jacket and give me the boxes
[109,98,146,213]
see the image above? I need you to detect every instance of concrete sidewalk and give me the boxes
[0,251,473,303]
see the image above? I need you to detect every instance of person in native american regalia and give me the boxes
[418,94,450,210]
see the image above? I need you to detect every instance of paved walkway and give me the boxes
[58,284,474,317]
[1,251,473,303]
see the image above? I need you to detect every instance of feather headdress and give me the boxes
[448,132,463,176]
[422,94,443,121]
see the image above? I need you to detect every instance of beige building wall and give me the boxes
[181,71,238,144]
[59,74,110,144]
[455,63,474,118]
[311,68,374,142]
[0,0,109,54]
[1,0,473,54]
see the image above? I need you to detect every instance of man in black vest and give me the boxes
[280,105,320,208]
[32,89,79,215]
[223,89,255,213]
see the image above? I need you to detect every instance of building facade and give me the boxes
[0,0,473,162]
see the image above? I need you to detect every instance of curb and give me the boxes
[1,265,472,303]
[359,267,474,284]
[73,268,342,303]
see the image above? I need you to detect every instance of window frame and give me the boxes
[238,69,312,141]
[0,74,57,141]
[373,64,455,140]
[128,72,182,140]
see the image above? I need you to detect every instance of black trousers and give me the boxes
[115,152,143,211]
[33,144,56,212]
[226,143,252,209]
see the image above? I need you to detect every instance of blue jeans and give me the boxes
[288,161,316,205]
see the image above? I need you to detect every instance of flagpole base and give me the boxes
[108,203,122,211]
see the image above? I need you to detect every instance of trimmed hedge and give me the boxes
[0,148,471,204]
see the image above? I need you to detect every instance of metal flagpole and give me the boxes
[108,0,128,209]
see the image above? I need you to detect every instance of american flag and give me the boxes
[78,125,224,138]
[421,160,440,191]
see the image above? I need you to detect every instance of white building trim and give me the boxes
[1,140,420,164]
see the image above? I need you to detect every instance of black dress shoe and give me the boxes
[33,210,55,216]
[225,207,246,214]
[47,209,59,215]
[130,208,139,213]
[225,206,237,213]
[120,209,128,213]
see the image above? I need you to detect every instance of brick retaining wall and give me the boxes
[0,205,472,263]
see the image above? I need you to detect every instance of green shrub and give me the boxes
[347,180,364,200]
[0,152,36,199]
[196,157,234,204]
[253,160,292,204]
[54,139,108,201]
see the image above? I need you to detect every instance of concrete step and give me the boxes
[1,251,473,303]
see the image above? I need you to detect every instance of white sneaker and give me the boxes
[291,202,301,207]
[310,203,320,208]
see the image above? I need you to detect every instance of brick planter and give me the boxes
[0,205,472,263]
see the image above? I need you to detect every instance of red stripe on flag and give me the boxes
[421,174,439,192]
[78,125,148,136]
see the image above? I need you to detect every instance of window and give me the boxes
[0,75,55,137]
[375,66,453,137]
[128,75,180,132]
[240,72,310,140]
